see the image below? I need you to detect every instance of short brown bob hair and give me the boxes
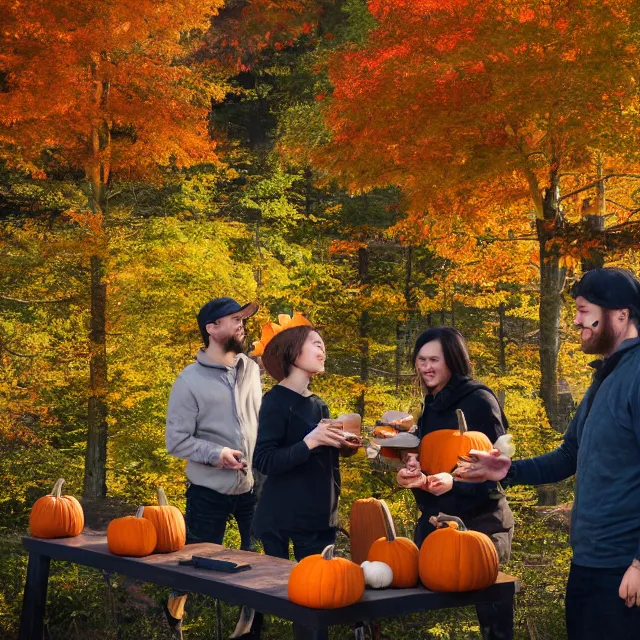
[261,325,316,382]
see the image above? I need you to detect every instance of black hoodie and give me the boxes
[413,374,513,525]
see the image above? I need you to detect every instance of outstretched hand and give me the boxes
[453,448,512,482]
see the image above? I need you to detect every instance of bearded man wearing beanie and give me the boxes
[455,267,640,640]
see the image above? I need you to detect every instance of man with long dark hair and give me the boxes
[455,268,640,640]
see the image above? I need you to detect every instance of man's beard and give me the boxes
[223,335,245,355]
[581,312,618,355]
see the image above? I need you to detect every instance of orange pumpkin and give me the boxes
[367,500,419,588]
[29,478,84,539]
[419,513,499,592]
[419,409,493,474]
[349,498,388,565]
[142,487,186,553]
[288,544,365,608]
[107,506,158,557]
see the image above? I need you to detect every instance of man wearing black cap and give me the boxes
[165,297,262,638]
[454,268,640,639]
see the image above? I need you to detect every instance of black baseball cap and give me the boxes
[197,297,258,342]
[571,268,640,319]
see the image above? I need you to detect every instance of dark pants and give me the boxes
[415,510,514,640]
[181,483,261,638]
[565,562,640,640]
[260,528,337,640]
[185,482,257,550]
[260,527,337,562]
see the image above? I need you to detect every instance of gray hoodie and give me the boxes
[165,350,261,495]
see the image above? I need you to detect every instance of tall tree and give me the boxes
[0,0,224,497]
[320,0,640,430]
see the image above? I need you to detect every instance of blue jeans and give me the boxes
[179,483,261,638]
[565,562,640,640]
[185,482,257,550]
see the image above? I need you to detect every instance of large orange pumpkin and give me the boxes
[142,488,186,553]
[108,506,158,557]
[349,498,388,565]
[419,409,493,474]
[419,513,499,592]
[29,478,84,539]
[367,500,419,588]
[288,545,365,608]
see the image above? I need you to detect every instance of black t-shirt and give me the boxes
[252,385,341,535]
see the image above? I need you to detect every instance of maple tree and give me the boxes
[1,2,633,635]
[321,0,640,429]
[0,0,224,498]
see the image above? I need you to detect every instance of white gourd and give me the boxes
[494,434,515,458]
[361,561,393,589]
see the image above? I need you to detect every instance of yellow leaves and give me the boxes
[558,254,581,270]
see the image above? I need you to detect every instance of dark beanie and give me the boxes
[570,268,640,318]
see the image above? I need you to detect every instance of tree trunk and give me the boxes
[451,290,456,328]
[402,247,418,368]
[356,246,370,418]
[395,320,402,392]
[536,171,567,433]
[498,303,507,375]
[85,255,108,499]
[581,154,606,271]
[84,59,110,499]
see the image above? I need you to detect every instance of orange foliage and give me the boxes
[0,0,225,181]
[319,0,640,226]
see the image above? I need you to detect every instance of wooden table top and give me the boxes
[23,534,520,628]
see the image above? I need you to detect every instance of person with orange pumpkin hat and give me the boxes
[252,313,359,566]
[454,268,640,640]
[396,327,514,640]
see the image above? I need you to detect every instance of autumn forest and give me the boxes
[2,0,640,638]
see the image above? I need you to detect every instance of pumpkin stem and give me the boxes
[157,487,169,506]
[321,545,336,560]
[379,499,397,542]
[135,506,145,518]
[456,409,468,434]
[431,512,467,531]
[51,478,65,498]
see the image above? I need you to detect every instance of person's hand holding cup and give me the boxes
[304,418,344,450]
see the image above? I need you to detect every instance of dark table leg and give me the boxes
[293,624,329,640]
[18,552,51,640]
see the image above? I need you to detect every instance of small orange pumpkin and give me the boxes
[142,487,186,553]
[419,513,499,592]
[29,478,84,539]
[288,544,365,608]
[349,498,388,565]
[419,409,493,474]
[367,500,419,588]
[108,506,158,557]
